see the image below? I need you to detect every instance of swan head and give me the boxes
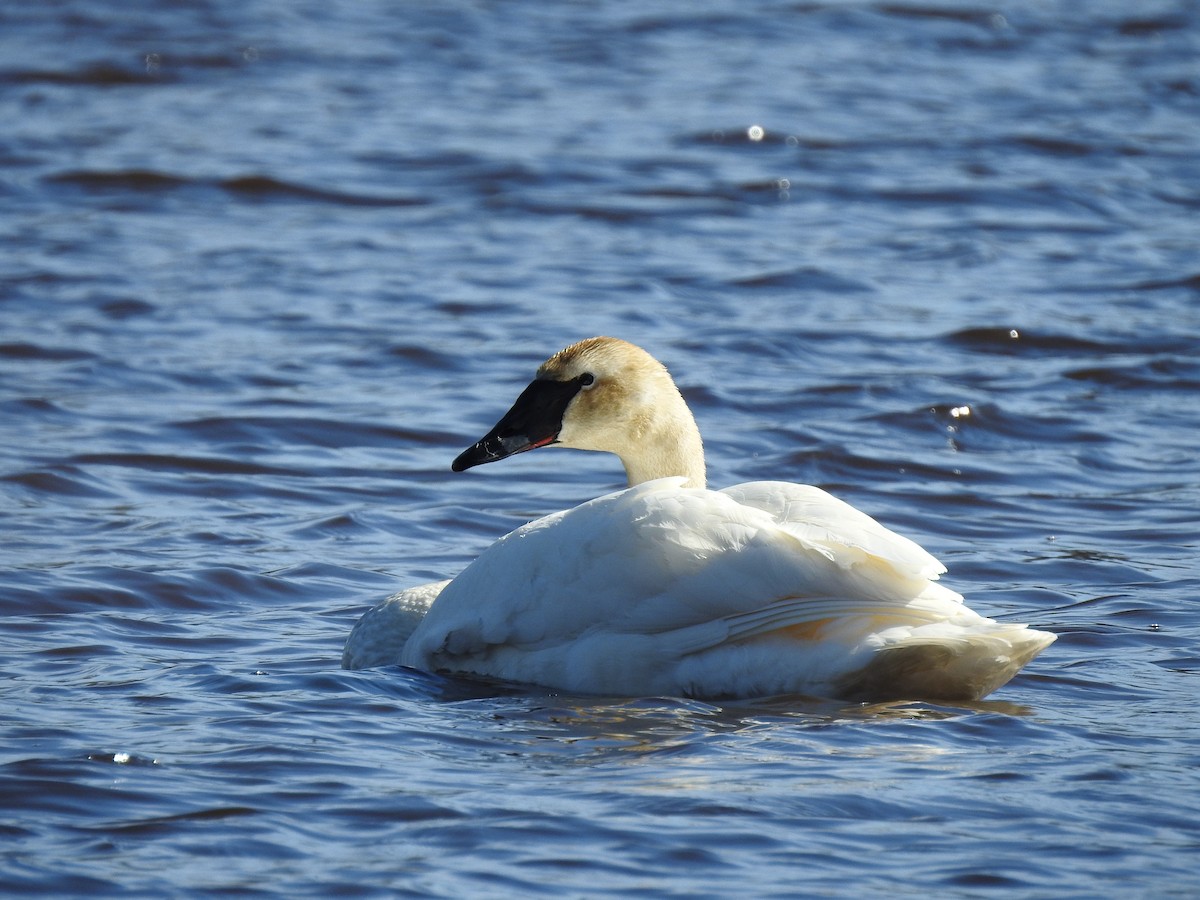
[452,337,707,488]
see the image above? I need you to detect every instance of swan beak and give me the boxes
[452,377,585,472]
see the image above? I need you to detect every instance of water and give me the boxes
[2,0,1198,894]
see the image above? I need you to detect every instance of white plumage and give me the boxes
[343,337,1054,701]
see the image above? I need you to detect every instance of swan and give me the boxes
[343,337,1054,701]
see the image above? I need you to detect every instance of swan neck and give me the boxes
[619,413,706,490]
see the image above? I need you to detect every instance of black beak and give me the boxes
[452,377,586,473]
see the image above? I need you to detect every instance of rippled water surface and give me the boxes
[3,0,1199,895]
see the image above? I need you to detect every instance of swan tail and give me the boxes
[666,596,1054,701]
[835,625,1057,701]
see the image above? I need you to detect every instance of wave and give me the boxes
[45,169,428,208]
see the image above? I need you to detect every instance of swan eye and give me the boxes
[579,372,596,389]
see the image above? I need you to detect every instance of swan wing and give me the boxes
[402,479,688,665]
[398,478,1052,699]
[402,479,955,669]
[721,481,948,582]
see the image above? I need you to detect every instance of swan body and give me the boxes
[344,337,1054,700]
[342,580,449,670]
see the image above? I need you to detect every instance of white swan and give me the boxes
[343,337,1054,701]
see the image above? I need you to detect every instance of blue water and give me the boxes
[2,0,1199,895]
